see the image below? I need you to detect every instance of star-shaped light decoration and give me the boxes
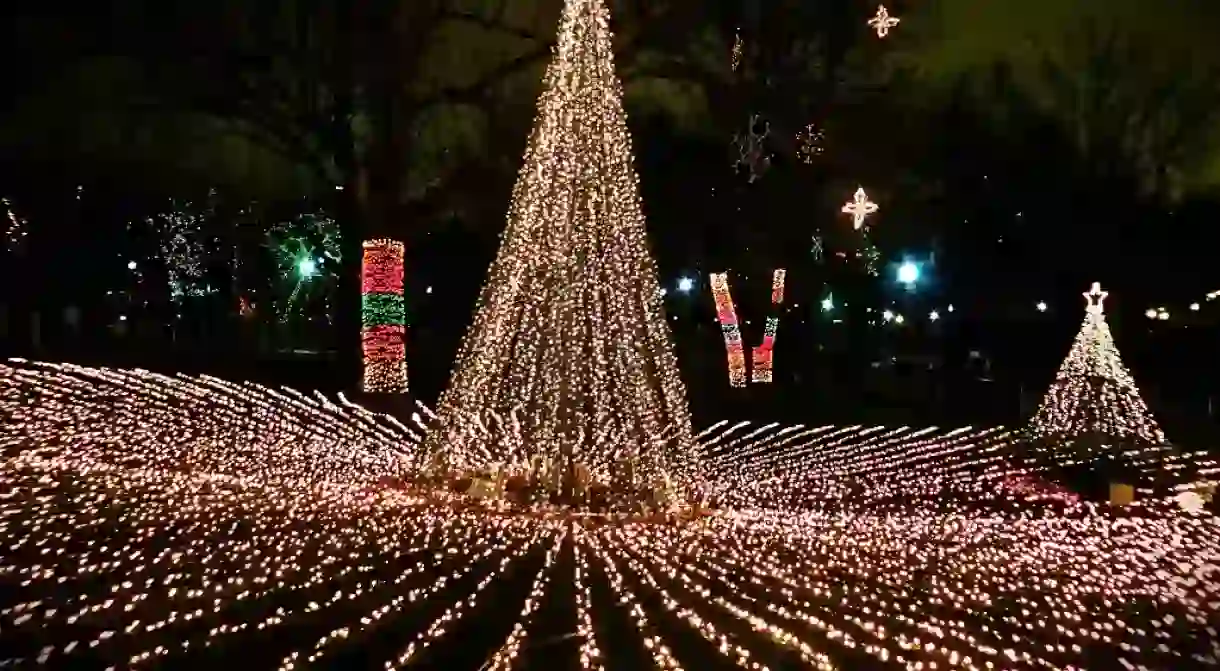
[868,5,900,38]
[842,187,879,230]
[1084,282,1108,315]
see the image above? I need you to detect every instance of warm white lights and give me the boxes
[842,187,879,229]
[420,0,697,499]
[1030,283,1167,451]
[730,27,743,72]
[2,197,28,252]
[1084,281,1108,314]
[867,5,901,38]
[1,359,1218,669]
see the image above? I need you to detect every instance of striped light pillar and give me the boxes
[361,239,408,392]
[750,269,786,384]
[709,272,746,388]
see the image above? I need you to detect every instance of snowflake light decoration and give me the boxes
[2,197,28,253]
[146,201,213,302]
[860,238,881,276]
[732,114,772,183]
[796,123,825,163]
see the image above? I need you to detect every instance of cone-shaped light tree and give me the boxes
[423,0,698,495]
[1029,283,1166,456]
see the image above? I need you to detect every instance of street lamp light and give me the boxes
[896,262,920,286]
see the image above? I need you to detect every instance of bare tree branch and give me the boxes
[438,9,546,43]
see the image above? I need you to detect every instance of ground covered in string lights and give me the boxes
[2,360,1218,670]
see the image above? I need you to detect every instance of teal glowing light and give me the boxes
[897,262,920,285]
[298,257,319,278]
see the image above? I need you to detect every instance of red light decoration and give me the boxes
[711,269,786,386]
[751,269,786,384]
[363,324,407,358]
[710,273,747,388]
[362,239,407,393]
[361,243,404,295]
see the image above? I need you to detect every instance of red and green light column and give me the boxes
[361,239,408,392]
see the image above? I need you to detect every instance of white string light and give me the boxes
[421,0,698,501]
[1029,283,1168,453]
[2,358,1218,669]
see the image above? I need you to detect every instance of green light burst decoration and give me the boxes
[266,212,341,324]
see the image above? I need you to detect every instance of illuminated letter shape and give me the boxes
[750,269,786,383]
[710,269,787,386]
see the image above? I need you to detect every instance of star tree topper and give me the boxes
[868,5,900,38]
[1084,282,1108,315]
[842,187,879,229]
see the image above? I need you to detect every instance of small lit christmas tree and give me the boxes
[423,0,698,502]
[1029,283,1166,465]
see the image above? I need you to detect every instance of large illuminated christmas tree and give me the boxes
[423,0,698,497]
[1029,283,1166,462]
